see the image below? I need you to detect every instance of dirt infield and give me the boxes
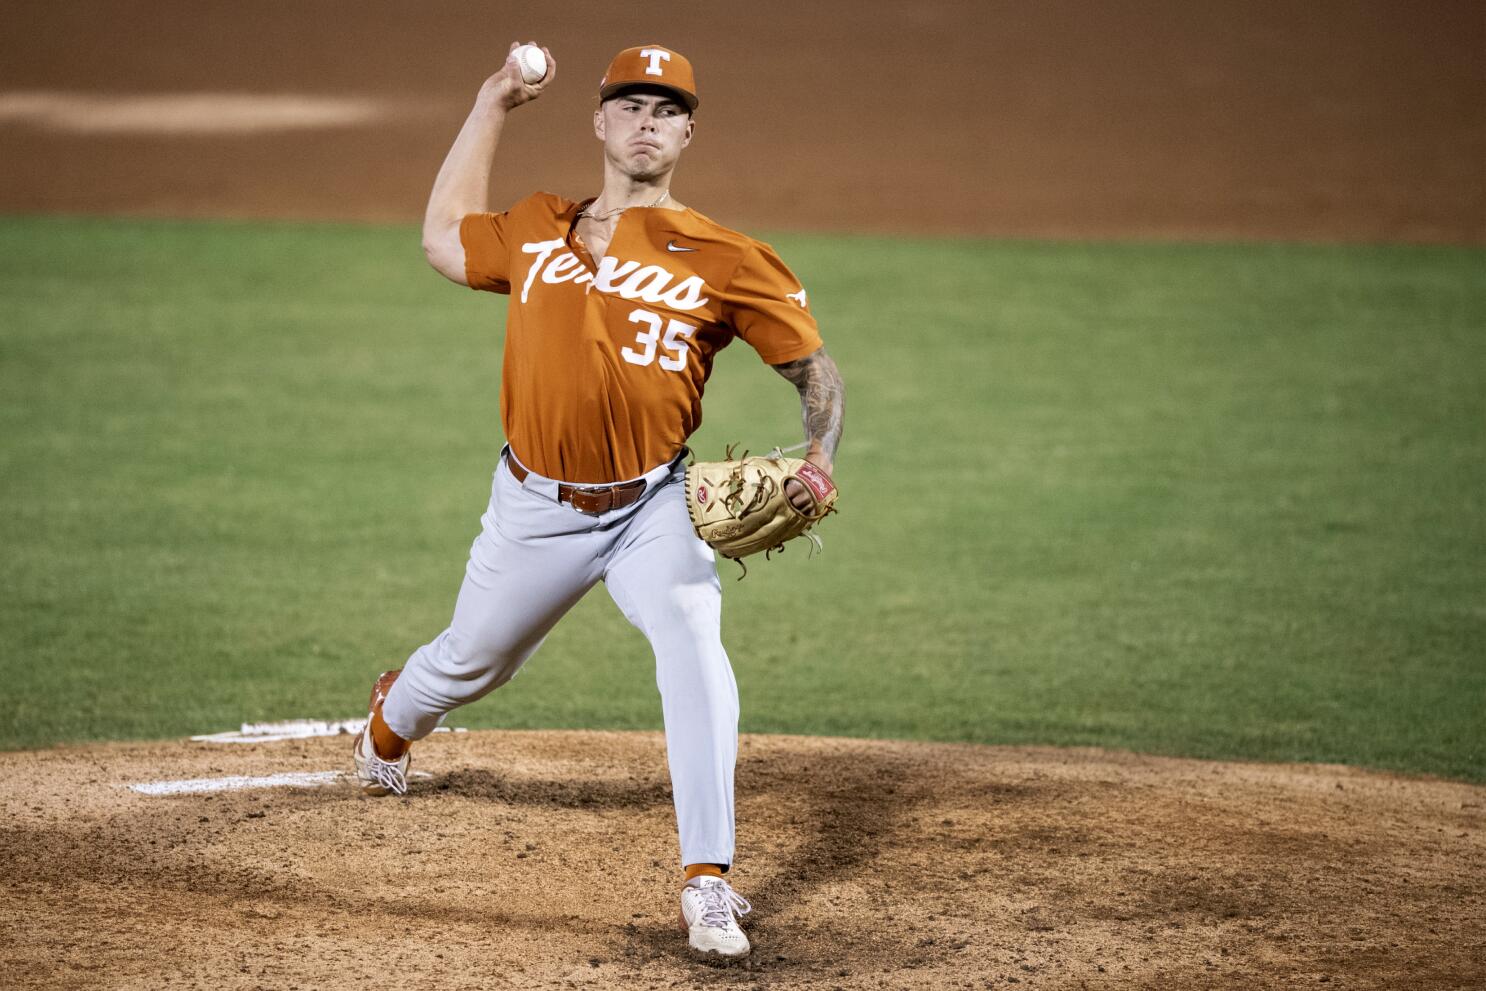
[2,0,1482,242]
[3,731,1482,990]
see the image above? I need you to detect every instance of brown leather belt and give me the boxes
[505,457,648,516]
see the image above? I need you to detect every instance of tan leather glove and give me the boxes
[685,450,838,564]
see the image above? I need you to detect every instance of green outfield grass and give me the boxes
[1,216,1481,780]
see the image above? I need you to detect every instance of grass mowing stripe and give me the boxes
[0,216,1481,781]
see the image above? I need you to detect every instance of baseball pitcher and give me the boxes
[352,42,846,959]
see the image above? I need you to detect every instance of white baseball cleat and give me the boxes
[353,721,409,796]
[679,876,752,958]
[352,669,410,796]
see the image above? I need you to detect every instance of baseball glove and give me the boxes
[685,447,838,567]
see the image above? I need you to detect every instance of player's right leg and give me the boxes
[357,457,606,793]
[354,668,410,795]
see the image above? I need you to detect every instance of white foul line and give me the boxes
[129,771,347,796]
[190,718,366,744]
[128,769,434,796]
[190,718,466,745]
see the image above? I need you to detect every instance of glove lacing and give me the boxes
[724,467,776,520]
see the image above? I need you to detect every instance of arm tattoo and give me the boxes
[773,347,845,462]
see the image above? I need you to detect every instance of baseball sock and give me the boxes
[684,863,725,882]
[370,706,410,760]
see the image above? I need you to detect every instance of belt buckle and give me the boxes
[562,478,647,516]
[564,485,611,516]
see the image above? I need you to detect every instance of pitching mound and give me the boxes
[3,731,1482,989]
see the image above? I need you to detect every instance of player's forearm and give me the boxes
[422,94,509,259]
[774,347,845,470]
[422,47,554,284]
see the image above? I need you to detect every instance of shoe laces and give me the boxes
[694,879,751,928]
[360,734,408,795]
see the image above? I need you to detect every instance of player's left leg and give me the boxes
[603,470,737,873]
[605,474,751,957]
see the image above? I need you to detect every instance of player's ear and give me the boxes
[682,116,694,148]
[593,106,605,141]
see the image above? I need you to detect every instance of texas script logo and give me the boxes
[520,239,710,311]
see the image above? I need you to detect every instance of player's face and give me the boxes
[594,90,694,181]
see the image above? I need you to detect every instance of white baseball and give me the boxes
[514,45,548,84]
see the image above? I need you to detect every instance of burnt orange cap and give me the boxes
[599,45,699,111]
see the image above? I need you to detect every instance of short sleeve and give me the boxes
[722,241,823,365]
[459,211,512,294]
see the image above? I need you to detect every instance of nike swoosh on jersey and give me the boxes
[666,240,699,253]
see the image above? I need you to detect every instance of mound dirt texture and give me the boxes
[2,731,1482,990]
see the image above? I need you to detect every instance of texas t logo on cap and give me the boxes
[640,48,671,76]
[599,45,699,110]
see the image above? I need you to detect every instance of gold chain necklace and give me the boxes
[581,189,670,223]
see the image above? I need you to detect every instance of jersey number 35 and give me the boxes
[622,308,697,372]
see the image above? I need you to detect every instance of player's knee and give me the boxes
[651,580,721,637]
[433,631,525,692]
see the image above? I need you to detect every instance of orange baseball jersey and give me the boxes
[459,192,822,484]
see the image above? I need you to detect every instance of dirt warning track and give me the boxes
[1,0,1482,242]
[2,731,1481,990]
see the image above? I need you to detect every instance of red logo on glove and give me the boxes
[794,462,835,503]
